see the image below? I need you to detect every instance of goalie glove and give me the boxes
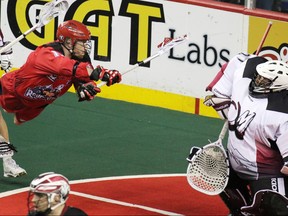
[186,146,201,163]
[0,41,13,73]
[77,81,101,102]
[90,65,122,86]
[204,95,231,119]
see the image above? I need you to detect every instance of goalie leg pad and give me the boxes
[241,177,288,215]
[241,190,288,215]
[220,188,251,216]
[219,169,252,215]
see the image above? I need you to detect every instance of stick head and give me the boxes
[157,34,188,55]
[186,139,229,195]
[38,0,69,27]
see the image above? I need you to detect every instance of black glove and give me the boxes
[186,146,201,163]
[90,65,122,86]
[77,81,101,102]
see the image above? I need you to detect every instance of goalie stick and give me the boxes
[186,121,229,195]
[97,34,188,88]
[255,21,273,56]
[0,0,68,55]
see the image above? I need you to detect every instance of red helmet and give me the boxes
[56,20,91,45]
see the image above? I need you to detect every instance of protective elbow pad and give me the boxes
[204,95,231,119]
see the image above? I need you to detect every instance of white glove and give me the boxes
[0,41,13,73]
[204,95,231,119]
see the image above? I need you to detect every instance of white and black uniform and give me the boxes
[207,53,288,181]
[205,53,288,215]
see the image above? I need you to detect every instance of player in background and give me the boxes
[201,53,288,215]
[27,172,88,216]
[0,28,27,177]
[0,20,122,177]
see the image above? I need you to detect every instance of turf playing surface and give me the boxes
[0,175,229,215]
[0,92,225,193]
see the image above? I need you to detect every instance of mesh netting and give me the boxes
[187,143,229,195]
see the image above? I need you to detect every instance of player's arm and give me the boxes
[36,47,122,86]
[204,53,251,119]
[48,52,122,87]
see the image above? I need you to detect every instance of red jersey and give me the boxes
[0,42,93,123]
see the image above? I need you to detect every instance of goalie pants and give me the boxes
[220,168,288,215]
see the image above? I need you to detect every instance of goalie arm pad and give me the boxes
[204,95,231,119]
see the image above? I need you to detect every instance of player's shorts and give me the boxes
[0,81,46,123]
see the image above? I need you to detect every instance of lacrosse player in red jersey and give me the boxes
[200,52,288,215]
[0,20,121,177]
[27,172,88,216]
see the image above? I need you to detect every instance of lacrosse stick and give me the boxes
[255,21,273,55]
[97,34,188,88]
[186,121,229,195]
[0,0,68,54]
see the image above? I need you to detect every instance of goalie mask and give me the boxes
[249,60,288,98]
[27,172,70,215]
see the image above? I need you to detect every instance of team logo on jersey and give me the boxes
[229,101,256,140]
[25,84,64,100]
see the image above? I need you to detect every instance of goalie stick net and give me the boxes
[187,121,229,195]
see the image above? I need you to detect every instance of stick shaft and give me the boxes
[122,52,160,76]
[0,0,68,54]
[219,121,228,140]
[256,21,273,55]
[0,26,38,54]
[97,52,162,88]
[97,35,188,87]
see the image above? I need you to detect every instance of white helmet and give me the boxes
[252,60,288,94]
[28,172,70,214]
